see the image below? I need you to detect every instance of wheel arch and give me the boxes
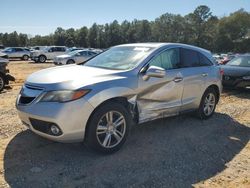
[84,96,138,140]
[206,84,220,104]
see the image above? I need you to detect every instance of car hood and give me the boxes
[221,65,250,77]
[26,65,126,90]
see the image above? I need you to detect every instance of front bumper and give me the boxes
[16,96,95,143]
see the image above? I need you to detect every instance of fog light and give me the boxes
[51,125,60,135]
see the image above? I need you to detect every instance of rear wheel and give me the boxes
[22,55,29,61]
[85,102,132,153]
[38,55,46,63]
[197,88,217,119]
[0,74,5,92]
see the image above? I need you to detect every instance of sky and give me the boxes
[0,0,249,36]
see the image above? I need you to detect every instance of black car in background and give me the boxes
[222,55,250,89]
[0,53,15,91]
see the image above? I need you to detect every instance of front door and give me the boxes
[137,48,184,123]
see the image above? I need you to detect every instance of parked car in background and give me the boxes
[2,47,30,60]
[30,46,67,63]
[222,55,250,89]
[0,45,5,50]
[54,50,98,65]
[0,54,15,91]
[16,43,222,153]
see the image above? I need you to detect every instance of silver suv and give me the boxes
[16,43,222,153]
[2,47,30,60]
[30,46,67,63]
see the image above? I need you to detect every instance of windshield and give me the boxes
[2,48,11,52]
[227,56,250,67]
[83,46,154,70]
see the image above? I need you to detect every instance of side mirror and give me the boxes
[142,66,165,81]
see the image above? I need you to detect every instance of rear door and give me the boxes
[15,48,25,58]
[56,47,66,56]
[179,48,209,111]
[137,48,184,122]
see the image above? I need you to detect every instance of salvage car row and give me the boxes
[0,46,102,64]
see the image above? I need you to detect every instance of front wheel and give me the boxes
[197,88,218,119]
[85,102,132,153]
[38,55,46,63]
[0,74,5,92]
[22,55,29,61]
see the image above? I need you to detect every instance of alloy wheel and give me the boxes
[203,93,216,116]
[96,111,126,148]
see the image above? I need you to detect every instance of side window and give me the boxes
[59,47,66,52]
[148,48,180,70]
[199,53,213,66]
[49,47,55,52]
[80,51,88,56]
[55,47,61,52]
[15,48,22,52]
[180,48,200,67]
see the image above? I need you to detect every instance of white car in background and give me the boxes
[54,50,98,65]
[2,47,30,60]
[30,46,67,63]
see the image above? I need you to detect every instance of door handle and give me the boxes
[173,77,183,83]
[202,73,208,77]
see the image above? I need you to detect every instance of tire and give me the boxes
[85,102,132,153]
[22,55,29,61]
[0,74,5,92]
[38,55,46,63]
[197,88,218,119]
[66,59,75,64]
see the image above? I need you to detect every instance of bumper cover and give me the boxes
[16,97,95,143]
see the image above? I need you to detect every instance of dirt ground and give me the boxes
[0,61,249,188]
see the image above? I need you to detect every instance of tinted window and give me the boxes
[148,48,180,70]
[79,51,88,56]
[15,48,24,52]
[180,48,200,67]
[57,47,66,52]
[199,53,213,66]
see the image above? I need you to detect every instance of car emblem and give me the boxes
[224,76,230,80]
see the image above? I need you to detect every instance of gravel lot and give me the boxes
[0,61,249,188]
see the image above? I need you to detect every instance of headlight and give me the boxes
[39,90,90,102]
[243,76,250,80]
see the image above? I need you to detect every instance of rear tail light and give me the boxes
[220,68,224,75]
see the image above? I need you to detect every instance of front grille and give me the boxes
[18,84,44,105]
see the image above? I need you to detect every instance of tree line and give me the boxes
[0,5,250,53]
